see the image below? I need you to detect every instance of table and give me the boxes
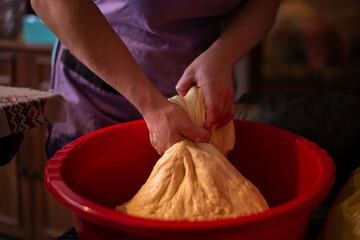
[0,85,66,165]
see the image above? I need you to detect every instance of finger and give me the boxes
[215,92,228,126]
[201,85,220,129]
[157,147,165,156]
[155,136,181,156]
[176,71,194,97]
[150,132,164,155]
[216,102,235,129]
[181,122,211,143]
[216,89,235,128]
[204,103,219,130]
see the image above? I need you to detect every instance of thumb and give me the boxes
[181,122,211,143]
[176,72,194,97]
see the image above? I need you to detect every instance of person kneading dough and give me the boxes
[116,86,269,220]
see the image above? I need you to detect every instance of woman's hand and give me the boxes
[176,0,280,130]
[176,47,235,130]
[142,100,211,155]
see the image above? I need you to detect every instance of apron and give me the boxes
[46,0,243,158]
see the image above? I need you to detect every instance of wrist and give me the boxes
[208,39,240,70]
[138,91,169,120]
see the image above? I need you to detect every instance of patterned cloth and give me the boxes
[0,86,67,138]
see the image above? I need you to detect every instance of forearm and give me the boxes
[30,0,167,115]
[209,0,280,68]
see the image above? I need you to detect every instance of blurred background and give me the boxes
[0,0,359,240]
[259,0,360,95]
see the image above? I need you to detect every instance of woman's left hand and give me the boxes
[176,48,235,130]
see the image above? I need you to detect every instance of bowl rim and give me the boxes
[45,119,336,232]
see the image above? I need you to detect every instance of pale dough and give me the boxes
[116,86,269,220]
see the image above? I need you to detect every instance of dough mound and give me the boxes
[116,86,269,220]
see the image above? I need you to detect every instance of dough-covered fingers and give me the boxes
[145,101,210,155]
[179,122,211,143]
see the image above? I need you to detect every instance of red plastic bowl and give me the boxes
[45,119,335,240]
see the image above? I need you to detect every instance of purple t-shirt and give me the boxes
[47,0,243,157]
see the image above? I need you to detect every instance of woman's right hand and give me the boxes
[142,100,210,155]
